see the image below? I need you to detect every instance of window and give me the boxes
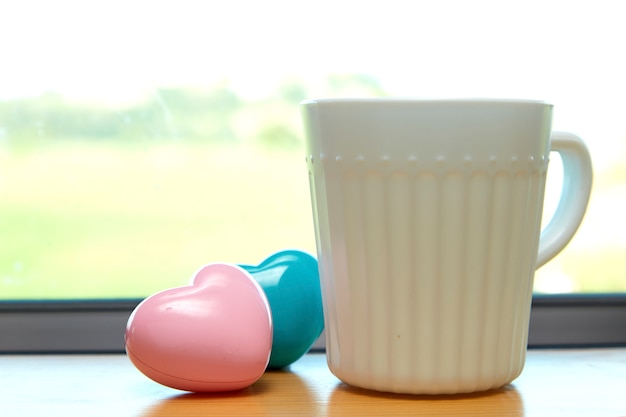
[1,1,625,351]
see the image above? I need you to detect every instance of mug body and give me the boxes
[302,98,553,394]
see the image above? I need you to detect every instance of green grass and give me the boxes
[0,141,316,299]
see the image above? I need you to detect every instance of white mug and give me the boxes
[301,98,592,394]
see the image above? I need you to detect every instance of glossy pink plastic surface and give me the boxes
[125,263,273,392]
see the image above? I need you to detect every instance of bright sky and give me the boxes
[1,0,625,160]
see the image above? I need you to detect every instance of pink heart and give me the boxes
[125,263,273,392]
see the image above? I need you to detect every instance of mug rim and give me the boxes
[300,97,552,107]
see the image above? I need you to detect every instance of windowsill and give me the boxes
[3,294,626,352]
[1,349,624,416]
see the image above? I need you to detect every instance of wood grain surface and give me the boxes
[1,349,625,416]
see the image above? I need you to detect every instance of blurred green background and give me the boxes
[0,75,378,299]
[1,75,624,299]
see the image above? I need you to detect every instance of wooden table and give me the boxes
[1,349,625,416]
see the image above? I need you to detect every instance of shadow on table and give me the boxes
[140,368,318,417]
[140,365,523,416]
[326,382,523,416]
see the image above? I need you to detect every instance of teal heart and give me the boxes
[240,249,324,369]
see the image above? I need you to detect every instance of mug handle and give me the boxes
[536,131,593,268]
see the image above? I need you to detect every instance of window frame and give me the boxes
[1,294,625,353]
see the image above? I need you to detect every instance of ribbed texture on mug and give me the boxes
[317,160,546,394]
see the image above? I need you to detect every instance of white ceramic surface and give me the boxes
[302,98,592,394]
